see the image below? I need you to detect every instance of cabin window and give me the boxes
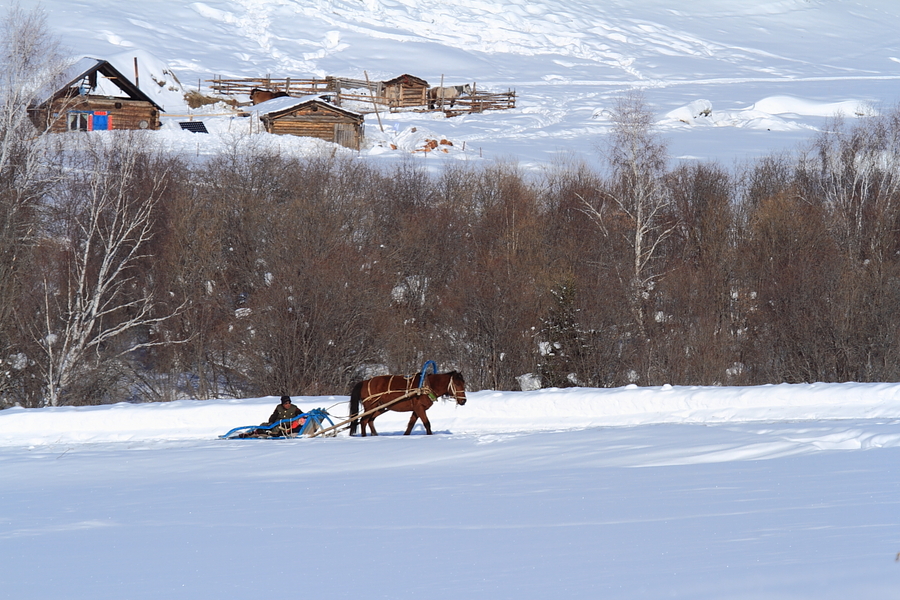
[68,112,90,131]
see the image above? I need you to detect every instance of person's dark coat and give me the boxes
[260,400,305,436]
[268,402,302,425]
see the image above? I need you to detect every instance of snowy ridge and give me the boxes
[4,382,900,447]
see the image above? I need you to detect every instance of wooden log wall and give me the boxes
[386,85,428,110]
[263,109,363,150]
[35,97,161,133]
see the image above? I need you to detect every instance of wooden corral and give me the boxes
[207,74,516,116]
[208,76,390,109]
[382,74,429,110]
[208,75,332,99]
[442,88,517,116]
[28,58,163,133]
[258,97,364,150]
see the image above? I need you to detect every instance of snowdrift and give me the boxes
[4,382,900,447]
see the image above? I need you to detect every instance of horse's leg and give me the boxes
[404,410,419,435]
[349,381,363,436]
[359,406,372,437]
[419,403,433,435]
[406,399,432,435]
[365,408,379,436]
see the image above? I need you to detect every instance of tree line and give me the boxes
[3,8,900,407]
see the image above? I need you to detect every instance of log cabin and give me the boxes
[381,74,429,109]
[28,57,163,133]
[256,95,364,150]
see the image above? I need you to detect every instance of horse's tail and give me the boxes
[349,380,363,436]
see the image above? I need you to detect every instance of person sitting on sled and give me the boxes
[263,395,306,436]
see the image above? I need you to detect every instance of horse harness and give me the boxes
[361,375,437,409]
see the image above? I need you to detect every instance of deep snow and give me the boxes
[2,384,900,598]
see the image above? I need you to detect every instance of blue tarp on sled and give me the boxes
[219,408,334,439]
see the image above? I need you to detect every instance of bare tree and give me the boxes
[0,3,68,167]
[36,134,186,406]
[581,93,676,381]
[0,4,69,402]
[450,162,546,390]
[800,110,900,264]
[794,108,900,381]
[663,162,739,384]
[741,189,840,383]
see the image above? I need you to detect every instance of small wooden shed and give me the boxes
[28,58,163,133]
[382,74,429,109]
[257,96,364,150]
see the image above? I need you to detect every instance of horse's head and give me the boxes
[462,84,472,95]
[445,371,467,405]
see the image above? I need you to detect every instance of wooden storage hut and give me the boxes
[382,74,429,109]
[257,96,364,150]
[28,58,163,133]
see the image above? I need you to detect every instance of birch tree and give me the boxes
[801,110,900,263]
[0,3,68,170]
[582,92,675,344]
[796,108,900,380]
[38,135,185,406]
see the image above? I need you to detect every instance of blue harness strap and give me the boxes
[418,360,437,388]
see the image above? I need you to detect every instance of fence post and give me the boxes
[364,71,385,133]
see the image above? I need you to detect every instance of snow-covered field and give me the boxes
[3,384,900,598]
[6,1,900,597]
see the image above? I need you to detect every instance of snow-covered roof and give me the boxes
[251,94,361,119]
[32,57,163,111]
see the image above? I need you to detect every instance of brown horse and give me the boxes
[349,371,467,436]
[250,88,290,104]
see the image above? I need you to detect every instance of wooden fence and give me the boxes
[205,76,516,116]
[436,90,517,116]
[207,76,333,97]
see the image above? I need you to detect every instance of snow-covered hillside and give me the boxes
[39,0,900,167]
